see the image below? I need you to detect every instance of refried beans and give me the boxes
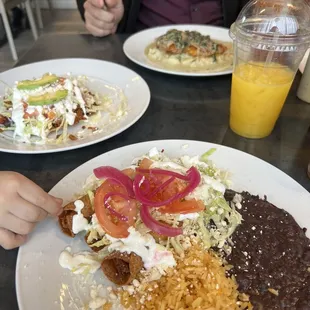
[224,190,310,310]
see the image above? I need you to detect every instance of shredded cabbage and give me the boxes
[78,148,242,257]
[200,148,216,161]
[170,237,184,257]
[89,238,111,249]
[130,148,242,253]
[87,190,95,210]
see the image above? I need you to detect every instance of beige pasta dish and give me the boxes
[145,29,233,73]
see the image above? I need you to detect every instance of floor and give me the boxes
[0,9,86,72]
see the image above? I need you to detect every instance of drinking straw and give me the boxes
[263,1,289,70]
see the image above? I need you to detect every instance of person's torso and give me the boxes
[137,0,224,31]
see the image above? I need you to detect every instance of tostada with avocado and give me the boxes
[0,73,126,144]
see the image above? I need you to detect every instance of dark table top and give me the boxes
[1,33,310,310]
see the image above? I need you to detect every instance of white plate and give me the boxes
[0,59,150,154]
[123,25,233,77]
[299,48,310,73]
[16,140,310,310]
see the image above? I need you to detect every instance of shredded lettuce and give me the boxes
[97,247,110,260]
[200,148,216,162]
[170,237,184,257]
[79,148,241,257]
[87,190,95,210]
[200,166,217,177]
[0,111,12,118]
[197,215,212,249]
[208,192,232,213]
[135,147,241,252]
[89,238,111,249]
[201,191,242,250]
[71,265,92,276]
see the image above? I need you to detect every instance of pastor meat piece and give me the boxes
[101,251,143,286]
[58,194,94,237]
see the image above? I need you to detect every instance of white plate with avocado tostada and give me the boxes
[0,59,150,154]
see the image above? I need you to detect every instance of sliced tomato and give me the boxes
[48,110,56,120]
[59,77,65,85]
[159,199,205,214]
[121,168,136,180]
[24,110,39,119]
[138,158,153,169]
[22,101,28,109]
[136,164,189,205]
[149,177,187,203]
[161,178,186,198]
[94,180,138,238]
[23,112,30,119]
[135,162,202,215]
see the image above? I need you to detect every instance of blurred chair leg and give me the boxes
[47,0,53,11]
[0,0,18,61]
[35,0,43,29]
[24,0,38,40]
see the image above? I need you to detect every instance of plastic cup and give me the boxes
[229,0,310,139]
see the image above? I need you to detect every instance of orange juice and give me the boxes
[230,62,294,138]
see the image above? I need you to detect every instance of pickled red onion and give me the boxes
[136,168,189,181]
[93,166,134,198]
[133,167,201,207]
[140,204,183,237]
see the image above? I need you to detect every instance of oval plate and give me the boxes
[123,25,233,77]
[0,59,150,154]
[299,48,310,74]
[16,140,310,310]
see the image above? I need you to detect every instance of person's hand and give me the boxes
[0,172,63,250]
[84,0,124,37]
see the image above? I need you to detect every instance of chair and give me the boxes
[34,0,52,29]
[0,0,38,61]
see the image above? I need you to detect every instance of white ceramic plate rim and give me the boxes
[0,59,150,154]
[123,24,233,77]
[16,139,310,310]
[299,48,310,73]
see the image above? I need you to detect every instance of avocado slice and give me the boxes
[28,90,68,106]
[17,74,59,90]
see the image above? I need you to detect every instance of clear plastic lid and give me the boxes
[230,0,310,47]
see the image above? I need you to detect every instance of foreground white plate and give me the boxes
[0,59,150,154]
[123,25,233,77]
[299,48,310,74]
[16,140,310,310]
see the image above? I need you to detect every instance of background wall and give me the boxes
[40,0,77,9]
